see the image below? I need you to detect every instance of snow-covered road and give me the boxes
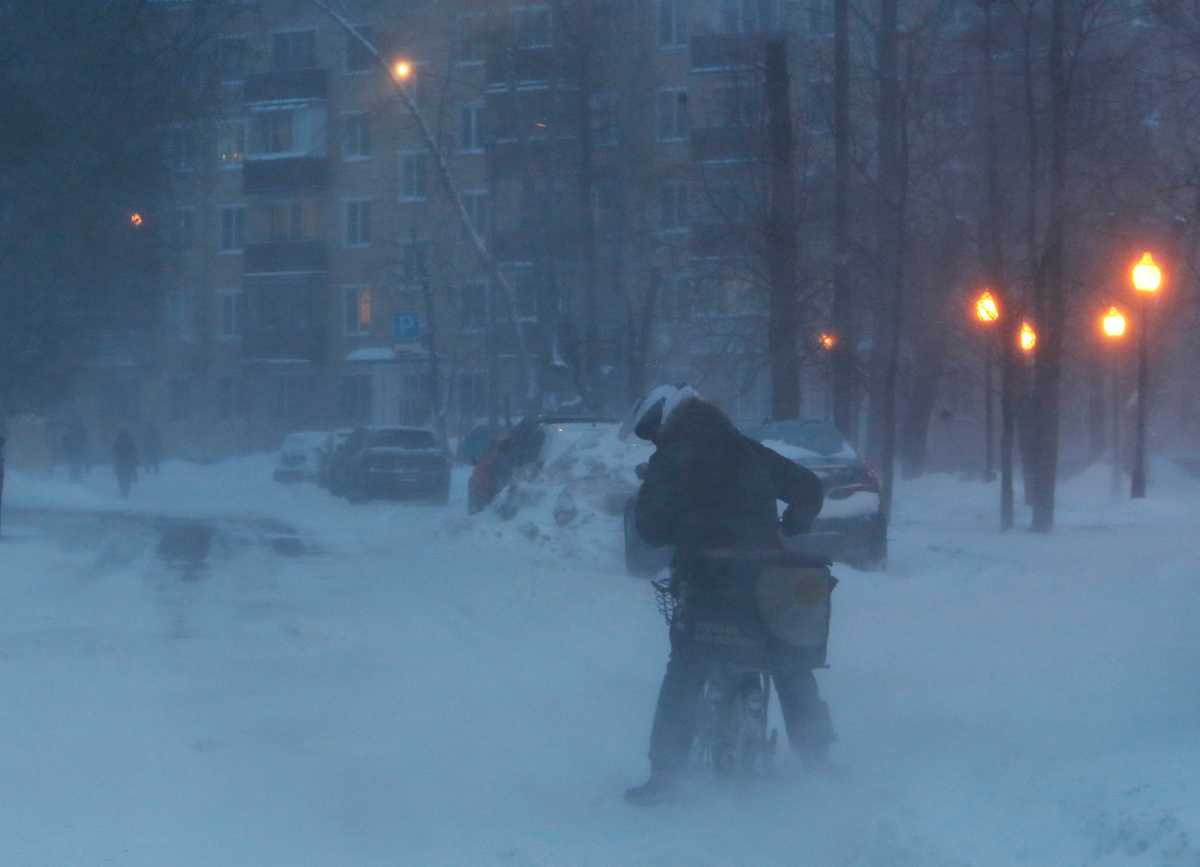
[1,458,1198,866]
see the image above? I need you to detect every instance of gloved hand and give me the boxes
[780,504,814,537]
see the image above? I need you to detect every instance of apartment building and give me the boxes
[139,0,844,457]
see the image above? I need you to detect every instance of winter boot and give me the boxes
[623,773,679,806]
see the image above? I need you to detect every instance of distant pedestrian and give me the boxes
[142,421,162,475]
[113,428,139,498]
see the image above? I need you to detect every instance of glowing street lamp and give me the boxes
[819,332,838,351]
[392,59,413,81]
[1018,321,1037,355]
[1131,252,1162,294]
[129,212,144,227]
[1130,251,1163,499]
[974,289,1000,324]
[1101,306,1127,340]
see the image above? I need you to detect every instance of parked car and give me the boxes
[467,414,618,514]
[317,428,354,489]
[272,431,327,483]
[340,426,451,503]
[622,418,886,575]
[749,419,886,569]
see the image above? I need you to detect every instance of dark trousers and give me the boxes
[648,629,833,777]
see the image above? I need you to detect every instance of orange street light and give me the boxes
[1101,306,1127,339]
[392,59,413,81]
[129,212,144,227]
[1018,321,1037,354]
[1131,251,1162,294]
[974,289,1000,324]
[819,332,838,351]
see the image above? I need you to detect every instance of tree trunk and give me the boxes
[831,0,856,438]
[899,332,947,478]
[875,0,904,520]
[765,39,800,420]
[1031,0,1068,532]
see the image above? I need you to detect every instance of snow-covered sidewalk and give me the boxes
[0,457,1197,865]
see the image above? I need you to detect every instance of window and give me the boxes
[217,119,247,167]
[219,206,244,253]
[657,89,689,141]
[251,110,294,154]
[219,289,242,339]
[591,91,616,146]
[504,269,539,319]
[272,375,312,422]
[720,84,763,127]
[809,0,834,35]
[807,80,832,132]
[458,13,486,63]
[169,377,192,422]
[218,36,248,81]
[267,200,320,242]
[720,0,779,33]
[272,30,316,70]
[343,286,372,335]
[168,126,194,172]
[400,152,427,201]
[513,5,552,47]
[345,200,371,246]
[167,290,193,335]
[403,240,430,283]
[343,112,370,159]
[658,0,688,47]
[346,26,373,73]
[339,375,372,423]
[217,377,237,420]
[171,209,195,249]
[459,103,484,152]
[660,179,688,231]
[460,282,486,329]
[661,273,692,320]
[462,191,488,237]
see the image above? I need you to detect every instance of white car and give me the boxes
[273,431,327,483]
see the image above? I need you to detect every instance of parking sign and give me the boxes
[393,312,421,342]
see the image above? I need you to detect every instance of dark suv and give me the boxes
[340,426,451,504]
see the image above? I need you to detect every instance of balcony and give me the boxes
[244,68,328,104]
[243,157,330,195]
[243,241,327,275]
[241,274,327,363]
[485,47,557,87]
[690,127,759,163]
[690,33,779,71]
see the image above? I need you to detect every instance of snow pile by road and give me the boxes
[455,424,653,561]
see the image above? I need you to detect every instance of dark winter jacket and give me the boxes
[635,398,823,564]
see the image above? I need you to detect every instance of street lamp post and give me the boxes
[1129,252,1161,499]
[974,290,1001,481]
[819,332,838,418]
[1101,306,1128,497]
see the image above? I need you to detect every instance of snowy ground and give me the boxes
[1,455,1198,866]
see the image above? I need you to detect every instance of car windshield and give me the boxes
[283,433,323,451]
[367,429,437,449]
[754,421,847,457]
